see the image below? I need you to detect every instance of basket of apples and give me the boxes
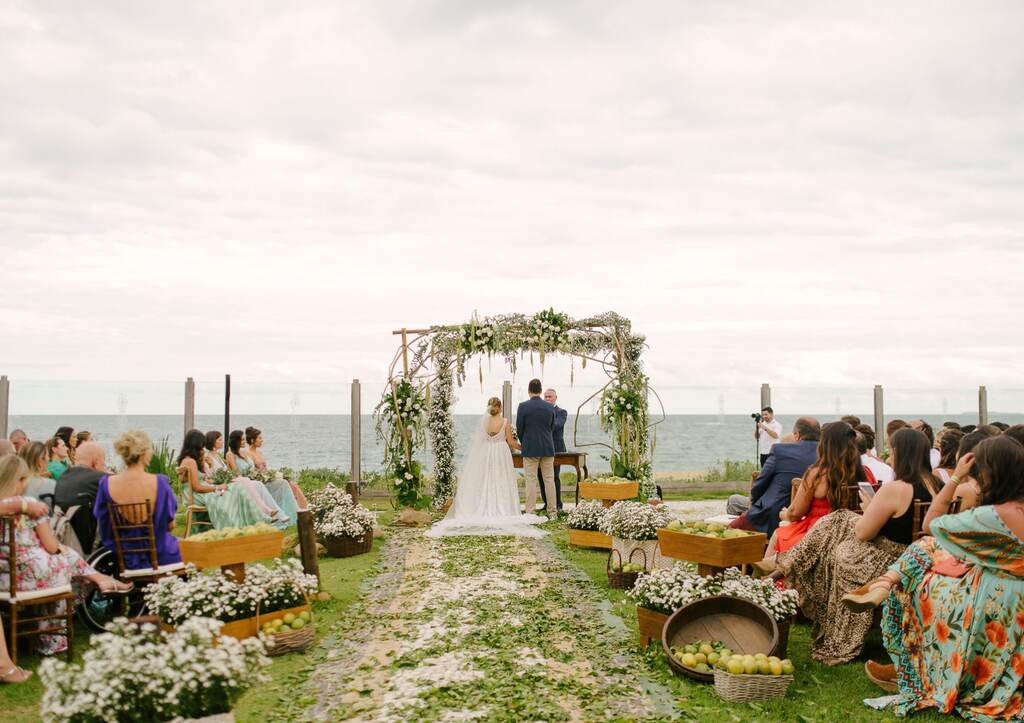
[712,649,795,702]
[607,548,647,590]
[258,602,315,657]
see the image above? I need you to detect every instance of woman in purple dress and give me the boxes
[93,430,181,570]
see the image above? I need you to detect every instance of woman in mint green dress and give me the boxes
[227,428,303,523]
[851,436,1024,721]
[177,430,283,531]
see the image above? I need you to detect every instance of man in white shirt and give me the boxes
[755,407,783,467]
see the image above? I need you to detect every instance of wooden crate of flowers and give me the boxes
[566,500,613,549]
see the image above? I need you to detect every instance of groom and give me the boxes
[516,378,558,519]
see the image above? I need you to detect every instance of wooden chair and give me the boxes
[0,515,74,665]
[107,500,186,585]
[177,465,213,538]
[911,498,963,541]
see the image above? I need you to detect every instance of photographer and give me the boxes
[754,407,783,466]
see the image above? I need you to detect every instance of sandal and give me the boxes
[97,580,134,595]
[864,660,898,693]
[0,666,32,684]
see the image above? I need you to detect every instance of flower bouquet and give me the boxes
[40,617,270,722]
[601,501,673,572]
[565,500,612,549]
[308,484,377,557]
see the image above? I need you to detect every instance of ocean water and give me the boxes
[11,412,1021,475]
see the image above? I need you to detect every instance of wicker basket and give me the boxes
[713,669,793,702]
[257,590,315,657]
[607,547,647,590]
[322,530,373,558]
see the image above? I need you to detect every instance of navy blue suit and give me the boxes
[746,440,818,537]
[539,405,568,509]
[516,396,556,457]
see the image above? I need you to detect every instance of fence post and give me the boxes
[184,377,195,438]
[760,383,771,410]
[223,374,231,449]
[349,379,361,501]
[979,386,989,426]
[874,385,885,455]
[296,509,320,581]
[0,375,9,440]
[502,380,512,422]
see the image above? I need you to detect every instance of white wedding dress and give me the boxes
[426,416,548,538]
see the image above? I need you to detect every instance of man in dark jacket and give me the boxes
[516,378,557,518]
[729,417,820,537]
[54,441,108,554]
[538,387,567,512]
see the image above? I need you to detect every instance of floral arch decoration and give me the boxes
[375,310,664,508]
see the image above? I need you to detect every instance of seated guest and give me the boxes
[244,426,308,510]
[94,430,180,570]
[54,441,109,554]
[931,428,964,484]
[1,456,131,656]
[759,428,939,665]
[75,431,92,448]
[179,429,284,529]
[909,419,939,469]
[840,415,862,428]
[885,419,909,455]
[942,421,961,431]
[18,441,55,501]
[203,430,227,472]
[769,422,867,555]
[846,435,1024,719]
[0,489,49,681]
[45,436,70,480]
[54,426,77,465]
[991,420,1009,432]
[8,429,28,453]
[728,417,820,536]
[1004,423,1024,447]
[856,424,894,484]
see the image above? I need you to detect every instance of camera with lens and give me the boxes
[751,412,763,423]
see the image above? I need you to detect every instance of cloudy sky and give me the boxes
[2,1,1023,413]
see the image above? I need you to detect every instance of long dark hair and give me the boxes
[229,430,244,457]
[891,428,940,499]
[807,422,866,510]
[55,426,75,447]
[973,436,1024,505]
[178,429,207,473]
[204,430,222,452]
[937,429,964,470]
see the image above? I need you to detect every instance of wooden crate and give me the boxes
[637,605,669,648]
[657,528,766,570]
[567,528,612,549]
[579,481,639,502]
[180,530,284,570]
[164,603,310,641]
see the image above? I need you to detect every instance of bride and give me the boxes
[427,397,548,538]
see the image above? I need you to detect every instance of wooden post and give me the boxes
[760,383,771,410]
[502,380,512,422]
[184,377,196,439]
[296,509,320,581]
[979,386,989,426]
[0,375,9,440]
[349,379,361,502]
[223,374,231,448]
[400,328,410,376]
[874,385,885,455]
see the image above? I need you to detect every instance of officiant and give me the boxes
[539,388,567,512]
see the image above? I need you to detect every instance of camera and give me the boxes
[751,412,763,423]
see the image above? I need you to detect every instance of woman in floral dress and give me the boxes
[848,435,1024,721]
[0,456,131,655]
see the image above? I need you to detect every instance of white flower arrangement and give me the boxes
[308,483,376,541]
[628,564,798,621]
[565,500,607,531]
[144,558,318,627]
[600,501,671,541]
[39,616,270,722]
[248,467,283,484]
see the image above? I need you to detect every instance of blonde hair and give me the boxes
[18,441,48,475]
[114,429,152,467]
[486,397,502,416]
[0,454,29,499]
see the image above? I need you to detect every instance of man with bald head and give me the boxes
[8,429,28,453]
[729,416,821,537]
[54,440,108,553]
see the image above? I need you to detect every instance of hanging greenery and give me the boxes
[376,310,660,507]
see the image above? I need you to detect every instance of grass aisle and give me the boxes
[302,527,678,721]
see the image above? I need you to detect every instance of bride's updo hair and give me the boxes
[486,397,502,416]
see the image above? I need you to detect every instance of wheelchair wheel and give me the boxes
[78,548,145,631]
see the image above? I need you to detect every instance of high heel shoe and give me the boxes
[841,582,890,612]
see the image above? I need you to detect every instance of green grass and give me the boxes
[551,525,944,722]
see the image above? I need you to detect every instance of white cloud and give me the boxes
[2,1,1023,413]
